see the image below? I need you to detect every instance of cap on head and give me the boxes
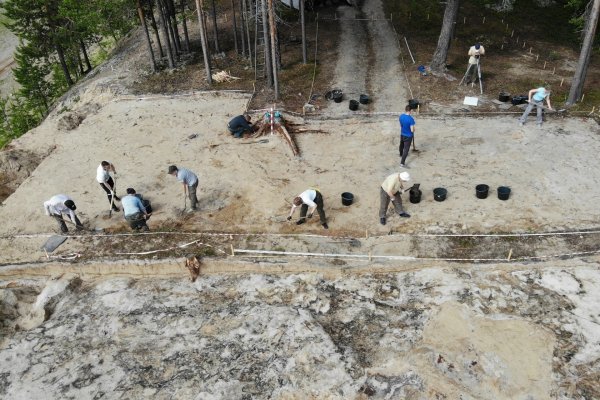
[168,165,178,174]
[64,200,76,211]
[399,171,411,181]
[126,188,136,195]
[475,43,481,50]
[101,161,110,167]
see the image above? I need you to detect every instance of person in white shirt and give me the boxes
[287,189,328,229]
[43,194,84,233]
[96,161,120,212]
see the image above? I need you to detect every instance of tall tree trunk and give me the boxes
[195,0,212,84]
[76,51,84,76]
[210,0,220,53]
[239,0,247,56]
[158,0,176,68]
[243,0,253,61]
[181,0,191,52]
[261,0,273,85]
[167,0,182,53]
[231,0,239,54]
[430,0,459,73]
[300,0,307,64]
[80,40,92,72]
[55,44,74,86]
[567,0,600,105]
[267,0,279,98]
[137,0,158,72]
[149,0,165,58]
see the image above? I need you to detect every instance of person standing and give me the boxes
[465,43,485,84]
[287,188,328,229]
[168,165,199,212]
[122,188,150,231]
[379,171,411,225]
[519,86,553,126]
[44,194,84,233]
[399,105,415,168]
[96,161,120,212]
[227,114,255,138]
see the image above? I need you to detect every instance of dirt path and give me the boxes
[328,0,408,114]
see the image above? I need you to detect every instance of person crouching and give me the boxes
[122,188,151,231]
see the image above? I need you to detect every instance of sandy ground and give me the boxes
[1,0,600,398]
[1,264,598,399]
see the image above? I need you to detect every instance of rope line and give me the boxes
[8,228,600,241]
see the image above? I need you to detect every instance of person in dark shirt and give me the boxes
[227,114,255,138]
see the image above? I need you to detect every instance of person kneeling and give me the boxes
[122,188,151,231]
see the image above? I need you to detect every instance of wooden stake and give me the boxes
[543,61,547,69]
[230,244,235,256]
[483,16,486,24]
[552,67,555,74]
[536,54,539,61]
[581,93,585,102]
[417,104,420,114]
[560,78,564,86]
[522,41,526,48]
[511,29,514,37]
[501,44,504,50]
[463,17,466,24]
[368,251,372,262]
[529,47,532,54]
[507,248,513,261]
[516,36,519,43]
[365,229,368,239]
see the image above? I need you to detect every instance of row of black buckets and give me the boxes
[339,185,510,206]
[424,185,511,202]
[328,90,370,110]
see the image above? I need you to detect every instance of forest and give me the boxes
[0,0,598,148]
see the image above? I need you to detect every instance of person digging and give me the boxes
[43,194,84,234]
[227,114,256,139]
[122,188,151,231]
[287,189,328,229]
[96,160,120,212]
[168,165,199,213]
[379,171,411,225]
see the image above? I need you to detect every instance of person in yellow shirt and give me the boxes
[465,43,485,84]
[379,172,411,225]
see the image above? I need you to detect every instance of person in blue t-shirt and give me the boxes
[122,188,150,231]
[519,86,553,126]
[399,105,416,168]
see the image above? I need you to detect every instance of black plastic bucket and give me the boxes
[409,188,422,204]
[359,94,370,104]
[499,92,510,102]
[433,187,447,202]
[333,91,343,103]
[341,192,354,206]
[498,186,511,200]
[476,184,489,199]
[408,99,420,110]
[349,100,359,111]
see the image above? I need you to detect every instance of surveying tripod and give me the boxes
[459,56,483,94]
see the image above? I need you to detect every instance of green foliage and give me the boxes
[0,0,138,148]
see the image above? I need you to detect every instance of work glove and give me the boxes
[296,219,306,225]
[287,216,292,221]
[307,213,313,219]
